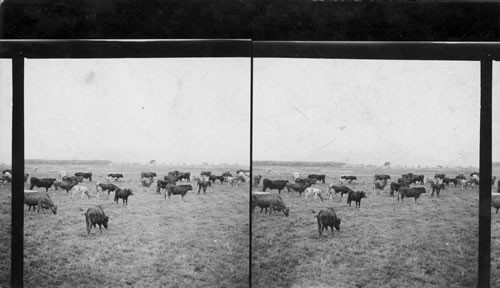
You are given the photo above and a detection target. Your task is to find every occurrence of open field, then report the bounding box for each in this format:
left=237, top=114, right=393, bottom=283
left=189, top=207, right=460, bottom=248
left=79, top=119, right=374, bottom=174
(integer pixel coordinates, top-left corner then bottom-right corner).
left=252, top=165, right=486, bottom=288
left=0, top=164, right=249, bottom=287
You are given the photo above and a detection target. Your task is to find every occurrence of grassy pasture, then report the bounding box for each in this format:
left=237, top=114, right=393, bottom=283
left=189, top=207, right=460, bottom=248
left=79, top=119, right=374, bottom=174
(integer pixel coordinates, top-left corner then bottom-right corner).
left=252, top=165, right=481, bottom=288
left=0, top=164, right=249, bottom=288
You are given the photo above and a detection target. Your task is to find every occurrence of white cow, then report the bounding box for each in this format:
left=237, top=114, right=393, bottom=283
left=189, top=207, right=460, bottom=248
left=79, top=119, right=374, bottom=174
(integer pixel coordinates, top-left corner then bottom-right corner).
left=304, top=187, right=324, bottom=202
left=71, top=185, right=91, bottom=200
left=293, top=172, right=300, bottom=182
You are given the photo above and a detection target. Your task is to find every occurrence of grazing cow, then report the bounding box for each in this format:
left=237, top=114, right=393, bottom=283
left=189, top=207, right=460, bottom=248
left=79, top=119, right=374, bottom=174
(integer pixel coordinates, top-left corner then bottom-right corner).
left=75, top=172, right=92, bottom=182
left=431, top=183, right=445, bottom=197
left=390, top=182, right=405, bottom=197
left=253, top=175, right=262, bottom=187
left=114, top=188, right=133, bottom=205
left=24, top=191, right=57, bottom=214
left=165, top=184, right=192, bottom=200
left=372, top=180, right=388, bottom=193
left=54, top=180, right=78, bottom=194
left=251, top=193, right=289, bottom=217
left=140, top=172, right=157, bottom=179
left=285, top=183, right=307, bottom=196
left=197, top=180, right=211, bottom=194
left=107, top=173, right=123, bottom=181
left=262, top=179, right=289, bottom=194
left=308, top=174, right=326, bottom=184
left=96, top=183, right=120, bottom=199
left=85, top=206, right=109, bottom=236
left=492, top=198, right=500, bottom=214
left=340, top=176, right=357, bottom=184
left=71, top=185, right=91, bottom=200
left=295, top=177, right=315, bottom=187
left=293, top=172, right=300, bottom=181
left=316, top=208, right=341, bottom=238
left=347, top=191, right=367, bottom=208
left=178, top=172, right=191, bottom=182
left=442, top=177, right=457, bottom=187
left=397, top=177, right=413, bottom=187
left=222, top=171, right=232, bottom=177
left=140, top=177, right=154, bottom=188
left=411, top=175, right=425, bottom=185
left=209, top=175, right=224, bottom=184
left=63, top=175, right=83, bottom=184
left=328, top=185, right=354, bottom=198
left=200, top=171, right=212, bottom=177
left=304, top=187, right=324, bottom=202
left=374, top=174, right=391, bottom=181
left=434, top=174, right=446, bottom=180
left=398, top=187, right=426, bottom=203
left=30, top=177, right=57, bottom=192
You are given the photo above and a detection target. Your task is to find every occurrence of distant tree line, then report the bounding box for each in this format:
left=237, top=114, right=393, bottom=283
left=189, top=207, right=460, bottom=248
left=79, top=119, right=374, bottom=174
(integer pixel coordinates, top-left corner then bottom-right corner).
left=253, top=161, right=345, bottom=167
left=1, top=0, right=499, bottom=40
left=25, top=159, right=112, bottom=165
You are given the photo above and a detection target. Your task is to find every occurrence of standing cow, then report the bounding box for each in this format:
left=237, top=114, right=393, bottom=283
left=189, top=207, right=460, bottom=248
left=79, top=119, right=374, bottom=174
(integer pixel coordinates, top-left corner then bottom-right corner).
left=85, top=206, right=109, bottom=236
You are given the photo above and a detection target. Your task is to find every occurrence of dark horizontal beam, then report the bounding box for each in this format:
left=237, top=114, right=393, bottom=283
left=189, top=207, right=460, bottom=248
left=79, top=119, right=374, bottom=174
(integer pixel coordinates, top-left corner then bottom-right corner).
left=0, top=40, right=251, bottom=58
left=254, top=41, right=500, bottom=60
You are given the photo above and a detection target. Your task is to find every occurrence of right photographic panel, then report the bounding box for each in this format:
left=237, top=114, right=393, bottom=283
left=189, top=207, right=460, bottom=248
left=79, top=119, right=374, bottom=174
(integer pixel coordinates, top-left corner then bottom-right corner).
left=252, top=58, right=480, bottom=287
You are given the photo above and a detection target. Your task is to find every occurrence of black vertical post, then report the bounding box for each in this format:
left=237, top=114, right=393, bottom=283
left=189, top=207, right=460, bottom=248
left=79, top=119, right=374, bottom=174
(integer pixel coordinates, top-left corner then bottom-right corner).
left=249, top=43, right=253, bottom=288
left=11, top=54, right=24, bottom=288
left=478, top=59, right=492, bottom=288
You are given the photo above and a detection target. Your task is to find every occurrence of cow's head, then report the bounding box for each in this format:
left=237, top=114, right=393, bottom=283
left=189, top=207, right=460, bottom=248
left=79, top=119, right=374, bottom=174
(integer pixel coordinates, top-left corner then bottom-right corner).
left=334, top=218, right=341, bottom=231
left=359, top=191, right=367, bottom=199
left=103, top=216, right=109, bottom=229
left=51, top=205, right=58, bottom=215
left=283, top=207, right=290, bottom=217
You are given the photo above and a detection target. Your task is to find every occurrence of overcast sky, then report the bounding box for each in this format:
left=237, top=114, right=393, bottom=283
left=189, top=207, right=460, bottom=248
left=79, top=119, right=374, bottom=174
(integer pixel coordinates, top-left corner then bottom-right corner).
left=1, top=58, right=250, bottom=165
left=254, top=59, right=487, bottom=167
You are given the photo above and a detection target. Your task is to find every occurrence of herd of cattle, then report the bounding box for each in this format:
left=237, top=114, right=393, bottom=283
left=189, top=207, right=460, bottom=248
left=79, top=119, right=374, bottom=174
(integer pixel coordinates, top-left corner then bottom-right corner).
left=1, top=168, right=250, bottom=236
left=252, top=171, right=493, bottom=238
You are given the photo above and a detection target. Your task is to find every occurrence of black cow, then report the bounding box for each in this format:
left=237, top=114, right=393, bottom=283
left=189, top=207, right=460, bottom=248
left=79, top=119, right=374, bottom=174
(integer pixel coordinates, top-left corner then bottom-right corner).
left=24, top=191, right=57, bottom=214
left=434, top=174, right=446, bottom=180
left=431, top=183, right=445, bottom=197
left=107, top=173, right=124, bottom=181
left=347, top=191, right=367, bottom=208
left=398, top=187, right=426, bottom=203
left=253, top=175, right=262, bottom=187
left=308, top=174, right=326, bottom=183
left=411, top=175, right=424, bottom=185
left=114, top=188, right=133, bottom=205
left=456, top=174, right=467, bottom=180
left=340, top=176, right=357, bottom=183
left=54, top=180, right=78, bottom=194
left=262, top=179, right=289, bottom=194
left=316, top=208, right=341, bottom=238
left=222, top=171, right=232, bottom=177
left=402, top=173, right=414, bottom=179
left=75, top=172, right=92, bottom=181
left=197, top=180, right=211, bottom=194
left=63, top=175, right=83, bottom=184
left=209, top=175, right=224, bottom=184
left=178, top=172, right=191, bottom=182
left=397, top=177, right=413, bottom=187
left=85, top=205, right=109, bottom=236
left=251, top=193, right=289, bottom=217
left=443, top=177, right=457, bottom=187
left=200, top=171, right=212, bottom=177
left=157, top=179, right=176, bottom=194
left=295, top=177, right=315, bottom=187
left=328, top=185, right=354, bottom=198
left=164, top=175, right=179, bottom=183
left=166, top=184, right=192, bottom=200
left=374, top=174, right=391, bottom=181
left=141, top=172, right=157, bottom=179
left=24, top=173, right=29, bottom=182
left=390, top=182, right=405, bottom=197
left=96, top=183, right=121, bottom=199
left=285, top=183, right=307, bottom=196
left=30, top=177, right=57, bottom=192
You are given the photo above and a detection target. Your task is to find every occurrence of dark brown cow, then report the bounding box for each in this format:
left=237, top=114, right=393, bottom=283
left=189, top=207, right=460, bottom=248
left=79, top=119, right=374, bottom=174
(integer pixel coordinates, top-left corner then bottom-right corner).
left=316, top=208, right=341, bottom=238
left=85, top=205, right=109, bottom=236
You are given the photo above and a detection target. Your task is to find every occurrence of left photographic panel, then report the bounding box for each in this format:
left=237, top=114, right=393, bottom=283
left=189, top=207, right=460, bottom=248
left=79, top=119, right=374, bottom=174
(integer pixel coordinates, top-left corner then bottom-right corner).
left=21, top=58, right=250, bottom=287
left=0, top=59, right=13, bottom=285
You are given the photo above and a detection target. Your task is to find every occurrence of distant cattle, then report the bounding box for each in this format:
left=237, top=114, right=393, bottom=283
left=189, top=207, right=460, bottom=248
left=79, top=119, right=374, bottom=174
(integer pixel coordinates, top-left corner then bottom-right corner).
left=402, top=173, right=414, bottom=179
left=209, top=175, right=225, bottom=184
left=114, top=188, right=133, bottom=205
left=456, top=174, right=467, bottom=180
left=177, top=172, right=191, bottom=182
left=262, top=179, right=289, bottom=194
left=24, top=191, right=57, bottom=214
left=340, top=176, right=357, bottom=184
left=0, top=175, right=11, bottom=187
left=157, top=179, right=173, bottom=194
left=200, top=171, right=212, bottom=177
left=251, top=193, right=289, bottom=217
left=165, top=184, right=192, bottom=200
left=54, top=180, right=78, bottom=194
left=164, top=175, right=179, bottom=183
left=141, top=172, right=157, bottom=179
left=431, top=183, right=445, bottom=197
left=229, top=175, right=246, bottom=186
left=328, top=185, right=354, bottom=198
left=63, top=175, right=83, bottom=184
left=295, top=177, right=315, bottom=187
left=308, top=174, right=326, bottom=183
left=304, top=187, right=324, bottom=202
left=71, top=185, right=91, bottom=200
left=197, top=180, right=211, bottom=194
left=390, top=182, right=405, bottom=197
left=397, top=177, right=413, bottom=187
left=140, top=177, right=154, bottom=188
left=285, top=183, right=307, bottom=196
left=443, top=177, right=457, bottom=187
left=316, top=208, right=341, bottom=238
left=96, top=183, right=120, bottom=199
left=374, top=174, right=391, bottom=181
left=434, top=174, right=446, bottom=180
left=411, top=175, right=424, bottom=185
left=3, top=169, right=12, bottom=175
left=85, top=206, right=109, bottom=236
left=59, top=170, right=67, bottom=179
left=222, top=171, right=232, bottom=177
left=253, top=175, right=262, bottom=187
left=347, top=191, right=367, bottom=208
left=75, top=172, right=92, bottom=182
left=372, top=180, right=388, bottom=193
left=30, top=177, right=57, bottom=192
left=398, top=187, right=426, bottom=203
left=107, top=173, right=123, bottom=181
